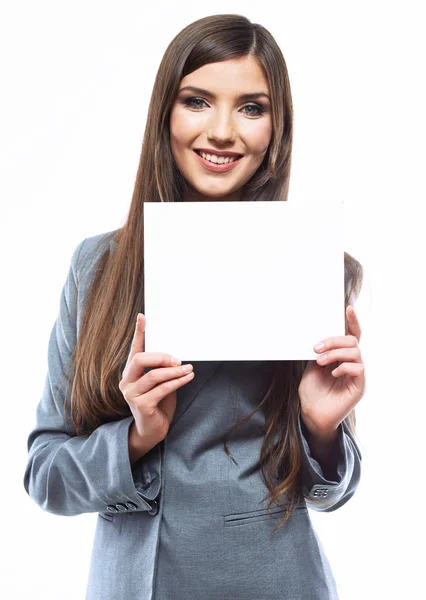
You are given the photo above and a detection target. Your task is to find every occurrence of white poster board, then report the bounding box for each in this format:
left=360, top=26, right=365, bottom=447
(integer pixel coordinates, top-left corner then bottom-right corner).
left=144, top=200, right=345, bottom=361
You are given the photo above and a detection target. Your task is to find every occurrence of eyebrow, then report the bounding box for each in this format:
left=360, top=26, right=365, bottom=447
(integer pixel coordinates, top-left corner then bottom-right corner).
left=178, top=85, right=271, bottom=103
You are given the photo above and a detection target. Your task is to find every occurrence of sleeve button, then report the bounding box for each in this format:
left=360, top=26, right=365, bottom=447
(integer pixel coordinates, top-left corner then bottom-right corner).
left=106, top=505, right=119, bottom=513
left=310, top=485, right=330, bottom=498
left=148, top=500, right=159, bottom=516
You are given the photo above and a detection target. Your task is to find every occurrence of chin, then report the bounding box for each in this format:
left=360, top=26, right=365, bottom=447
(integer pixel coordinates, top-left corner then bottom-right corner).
left=204, top=192, right=238, bottom=201
left=187, top=186, right=228, bottom=199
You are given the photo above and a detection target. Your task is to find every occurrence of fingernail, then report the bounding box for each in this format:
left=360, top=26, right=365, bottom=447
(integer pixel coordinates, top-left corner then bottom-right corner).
left=171, top=356, right=182, bottom=365
left=314, top=342, right=325, bottom=350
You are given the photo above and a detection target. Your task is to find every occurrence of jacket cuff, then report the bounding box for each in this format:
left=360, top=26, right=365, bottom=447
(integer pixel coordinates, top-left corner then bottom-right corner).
left=297, top=409, right=358, bottom=511
left=100, top=416, right=162, bottom=516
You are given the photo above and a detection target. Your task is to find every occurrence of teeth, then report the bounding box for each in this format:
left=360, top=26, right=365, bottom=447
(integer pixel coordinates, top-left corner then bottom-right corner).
left=198, top=151, right=239, bottom=164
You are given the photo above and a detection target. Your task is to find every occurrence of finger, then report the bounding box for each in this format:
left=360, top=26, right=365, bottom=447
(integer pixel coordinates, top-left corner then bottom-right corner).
left=144, top=371, right=195, bottom=409
left=316, top=347, right=362, bottom=366
left=314, top=334, right=358, bottom=353
left=346, top=305, right=362, bottom=342
left=132, top=313, right=146, bottom=356
left=123, top=352, right=183, bottom=385
left=122, top=314, right=147, bottom=376
left=129, top=364, right=194, bottom=403
left=331, top=361, right=365, bottom=380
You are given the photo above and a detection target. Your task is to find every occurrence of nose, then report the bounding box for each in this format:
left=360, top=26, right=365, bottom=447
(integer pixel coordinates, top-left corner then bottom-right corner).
left=206, top=107, right=236, bottom=144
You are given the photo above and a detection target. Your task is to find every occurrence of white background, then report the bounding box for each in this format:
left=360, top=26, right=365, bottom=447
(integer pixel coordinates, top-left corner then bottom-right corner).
left=1, top=1, right=425, bottom=598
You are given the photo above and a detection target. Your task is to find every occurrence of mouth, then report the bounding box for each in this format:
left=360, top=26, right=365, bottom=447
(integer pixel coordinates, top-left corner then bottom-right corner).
left=194, top=150, right=244, bottom=173
left=193, top=149, right=243, bottom=172
left=193, top=149, right=243, bottom=163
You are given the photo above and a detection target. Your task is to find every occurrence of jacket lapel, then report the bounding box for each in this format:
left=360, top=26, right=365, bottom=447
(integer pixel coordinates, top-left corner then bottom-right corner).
left=170, top=361, right=223, bottom=429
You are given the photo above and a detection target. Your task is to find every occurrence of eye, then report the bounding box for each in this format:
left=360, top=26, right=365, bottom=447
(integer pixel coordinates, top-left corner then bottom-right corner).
left=182, top=97, right=266, bottom=117
left=183, top=97, right=208, bottom=109
left=241, top=103, right=265, bottom=116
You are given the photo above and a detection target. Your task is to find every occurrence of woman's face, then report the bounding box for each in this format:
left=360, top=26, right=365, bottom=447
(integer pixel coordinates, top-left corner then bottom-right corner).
left=169, top=56, right=273, bottom=202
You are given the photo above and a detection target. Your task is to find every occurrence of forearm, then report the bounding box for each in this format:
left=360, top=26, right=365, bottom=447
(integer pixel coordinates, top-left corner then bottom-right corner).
left=300, top=418, right=341, bottom=481
left=297, top=409, right=362, bottom=511
left=128, top=421, right=161, bottom=466
left=24, top=416, right=157, bottom=515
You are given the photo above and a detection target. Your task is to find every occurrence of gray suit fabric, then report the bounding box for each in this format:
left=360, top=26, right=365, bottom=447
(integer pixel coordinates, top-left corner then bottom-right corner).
left=24, top=230, right=362, bottom=600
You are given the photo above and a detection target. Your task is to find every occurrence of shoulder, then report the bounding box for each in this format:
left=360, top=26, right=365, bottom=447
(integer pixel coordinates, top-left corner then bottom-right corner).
left=71, top=228, right=119, bottom=286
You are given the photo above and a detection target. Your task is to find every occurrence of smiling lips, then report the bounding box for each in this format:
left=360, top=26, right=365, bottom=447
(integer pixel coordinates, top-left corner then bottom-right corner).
left=195, top=149, right=243, bottom=162
left=193, top=149, right=243, bottom=172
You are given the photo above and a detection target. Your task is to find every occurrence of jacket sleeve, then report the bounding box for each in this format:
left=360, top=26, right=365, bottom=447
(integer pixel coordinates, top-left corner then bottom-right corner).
left=23, top=238, right=162, bottom=517
left=297, top=408, right=362, bottom=512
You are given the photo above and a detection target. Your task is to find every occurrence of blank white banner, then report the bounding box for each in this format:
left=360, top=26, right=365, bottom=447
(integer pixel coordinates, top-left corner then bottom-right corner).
left=144, top=200, right=345, bottom=360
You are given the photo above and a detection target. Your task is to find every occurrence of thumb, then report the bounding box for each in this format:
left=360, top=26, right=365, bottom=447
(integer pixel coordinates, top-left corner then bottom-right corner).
left=123, top=313, right=145, bottom=377
left=346, top=305, right=361, bottom=342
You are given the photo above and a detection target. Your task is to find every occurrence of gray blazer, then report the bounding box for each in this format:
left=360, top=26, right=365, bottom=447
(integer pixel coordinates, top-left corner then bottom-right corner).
left=24, top=230, right=362, bottom=600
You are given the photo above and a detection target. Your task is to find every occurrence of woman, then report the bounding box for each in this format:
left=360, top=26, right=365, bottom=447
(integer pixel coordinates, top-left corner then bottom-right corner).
left=24, top=14, right=366, bottom=600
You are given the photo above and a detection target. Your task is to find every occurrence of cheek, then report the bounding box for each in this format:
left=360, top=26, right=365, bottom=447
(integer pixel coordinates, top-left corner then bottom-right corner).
left=169, top=121, right=185, bottom=150
left=258, top=125, right=273, bottom=154
left=170, top=109, right=200, bottom=147
left=243, top=121, right=272, bottom=156
left=169, top=108, right=186, bottom=146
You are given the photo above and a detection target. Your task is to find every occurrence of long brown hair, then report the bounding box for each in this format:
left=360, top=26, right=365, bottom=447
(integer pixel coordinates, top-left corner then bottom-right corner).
left=61, top=14, right=364, bottom=533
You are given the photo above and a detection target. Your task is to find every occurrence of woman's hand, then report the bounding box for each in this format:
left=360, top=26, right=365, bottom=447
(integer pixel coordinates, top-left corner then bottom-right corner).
left=119, top=313, right=195, bottom=454
left=298, top=305, right=366, bottom=440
